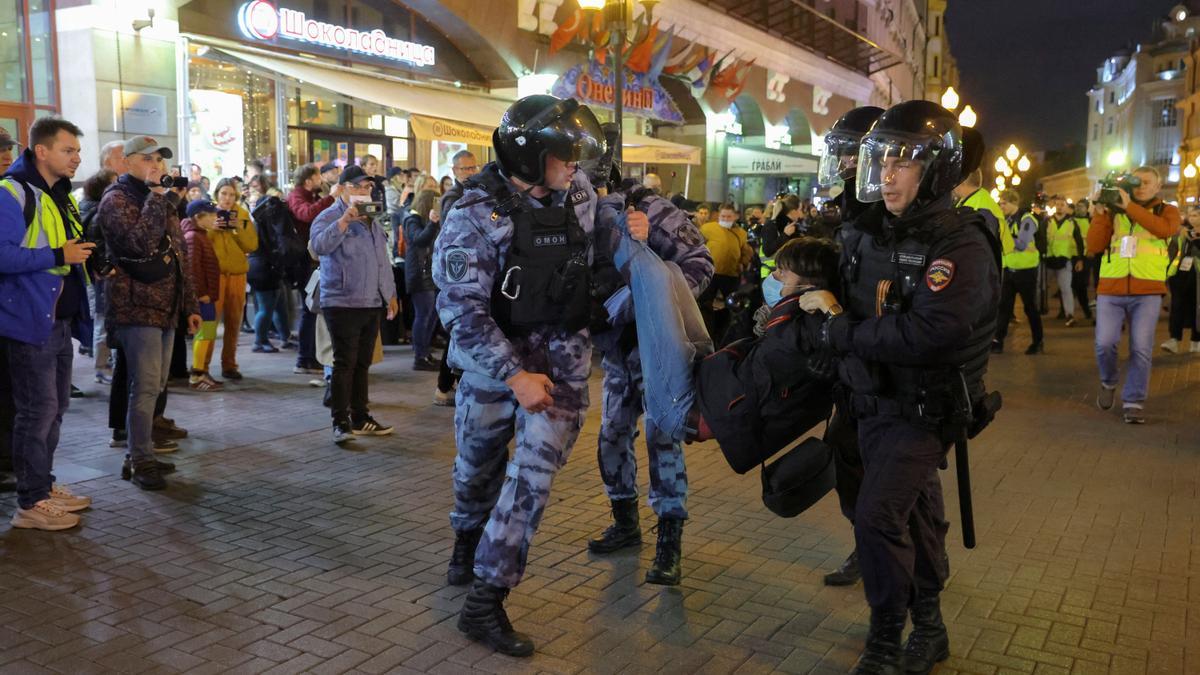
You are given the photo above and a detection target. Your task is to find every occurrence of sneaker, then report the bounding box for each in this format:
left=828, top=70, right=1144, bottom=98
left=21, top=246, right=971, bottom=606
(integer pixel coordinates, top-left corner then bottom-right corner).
left=1122, top=408, right=1146, bottom=424
left=48, top=484, right=92, bottom=512
left=11, top=499, right=80, bottom=530
left=152, top=439, right=179, bottom=454
left=413, top=356, right=439, bottom=372
left=1064, top=317, right=1076, bottom=327
left=95, top=371, right=113, bottom=385
left=252, top=343, right=279, bottom=353
left=308, top=379, right=325, bottom=387
left=221, top=369, right=244, bottom=381
left=280, top=340, right=298, bottom=350
left=70, top=384, right=84, bottom=399
left=130, top=461, right=166, bottom=490
left=352, top=416, right=393, bottom=436
left=333, top=421, right=355, bottom=445
left=1161, top=338, right=1180, bottom=354
left=433, top=388, right=455, bottom=407
left=153, top=417, right=188, bottom=439
left=189, top=373, right=224, bottom=392
left=1096, top=386, right=1116, bottom=411
left=110, top=431, right=127, bottom=448
left=293, top=365, right=323, bottom=375
left=121, top=455, right=175, bottom=480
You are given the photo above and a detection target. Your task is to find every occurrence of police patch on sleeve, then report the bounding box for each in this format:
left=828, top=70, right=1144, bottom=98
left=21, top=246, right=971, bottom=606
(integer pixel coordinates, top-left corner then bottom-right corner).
left=925, top=259, right=955, bottom=292
left=444, top=249, right=475, bottom=284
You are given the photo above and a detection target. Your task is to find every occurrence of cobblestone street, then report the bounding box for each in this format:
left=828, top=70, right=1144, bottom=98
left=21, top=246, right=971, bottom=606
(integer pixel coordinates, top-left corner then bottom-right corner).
left=1, top=313, right=1198, bottom=674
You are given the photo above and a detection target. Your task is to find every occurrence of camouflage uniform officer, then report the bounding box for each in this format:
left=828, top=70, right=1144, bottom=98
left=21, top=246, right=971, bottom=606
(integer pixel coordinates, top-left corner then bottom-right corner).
left=588, top=185, right=713, bottom=587
left=433, top=96, right=645, bottom=658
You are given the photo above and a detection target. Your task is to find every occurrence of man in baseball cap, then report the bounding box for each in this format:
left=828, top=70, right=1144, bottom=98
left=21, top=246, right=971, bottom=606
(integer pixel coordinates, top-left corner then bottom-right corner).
left=0, top=127, right=17, bottom=175
left=123, top=136, right=173, bottom=159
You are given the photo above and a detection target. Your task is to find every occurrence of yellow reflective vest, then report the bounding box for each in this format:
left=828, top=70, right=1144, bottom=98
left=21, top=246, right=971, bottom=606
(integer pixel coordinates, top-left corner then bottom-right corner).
left=0, top=177, right=83, bottom=277
left=1099, top=213, right=1169, bottom=283
left=957, top=189, right=1014, bottom=255
left=1003, top=213, right=1040, bottom=270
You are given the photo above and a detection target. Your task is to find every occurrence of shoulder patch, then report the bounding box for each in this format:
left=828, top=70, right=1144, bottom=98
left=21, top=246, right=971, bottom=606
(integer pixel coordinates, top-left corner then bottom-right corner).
left=444, top=248, right=475, bottom=284
left=925, top=259, right=955, bottom=292
left=569, top=188, right=589, bottom=205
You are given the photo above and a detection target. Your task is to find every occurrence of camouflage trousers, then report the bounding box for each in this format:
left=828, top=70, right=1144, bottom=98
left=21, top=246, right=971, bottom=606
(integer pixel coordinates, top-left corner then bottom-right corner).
left=450, top=370, right=589, bottom=588
left=597, top=346, right=689, bottom=519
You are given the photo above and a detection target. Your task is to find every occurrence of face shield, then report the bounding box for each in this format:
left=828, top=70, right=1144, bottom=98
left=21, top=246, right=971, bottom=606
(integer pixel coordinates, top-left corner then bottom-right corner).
left=855, top=132, right=938, bottom=205
left=537, top=100, right=605, bottom=166
left=817, top=131, right=861, bottom=187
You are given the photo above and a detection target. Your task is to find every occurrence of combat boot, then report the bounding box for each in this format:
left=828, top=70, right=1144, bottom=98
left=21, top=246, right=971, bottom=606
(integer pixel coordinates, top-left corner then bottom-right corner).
left=457, top=579, right=535, bottom=657
left=901, top=593, right=949, bottom=674
left=644, top=517, right=683, bottom=586
left=851, top=609, right=906, bottom=674
left=824, top=549, right=862, bottom=586
left=447, top=528, right=483, bottom=586
left=588, top=498, right=641, bottom=554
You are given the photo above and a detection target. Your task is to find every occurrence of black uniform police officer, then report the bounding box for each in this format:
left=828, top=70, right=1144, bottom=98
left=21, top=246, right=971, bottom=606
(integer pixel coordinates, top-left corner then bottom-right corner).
left=799, top=101, right=1002, bottom=674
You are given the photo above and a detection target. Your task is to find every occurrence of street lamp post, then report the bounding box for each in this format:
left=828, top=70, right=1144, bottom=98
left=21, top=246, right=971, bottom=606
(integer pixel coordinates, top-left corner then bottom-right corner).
left=579, top=0, right=657, bottom=167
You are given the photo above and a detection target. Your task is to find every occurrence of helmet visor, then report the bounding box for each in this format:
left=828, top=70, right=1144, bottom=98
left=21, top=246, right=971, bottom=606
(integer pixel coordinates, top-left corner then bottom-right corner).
left=817, top=132, right=861, bottom=186
left=543, top=102, right=605, bottom=164
left=855, top=133, right=937, bottom=204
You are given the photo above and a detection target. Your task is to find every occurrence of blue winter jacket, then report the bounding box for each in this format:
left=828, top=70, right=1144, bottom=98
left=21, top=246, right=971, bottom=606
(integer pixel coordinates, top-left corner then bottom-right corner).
left=0, top=149, right=92, bottom=346
left=309, top=198, right=396, bottom=310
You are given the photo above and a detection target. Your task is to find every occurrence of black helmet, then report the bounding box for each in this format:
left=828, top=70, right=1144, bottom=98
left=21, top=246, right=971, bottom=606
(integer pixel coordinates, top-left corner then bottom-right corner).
left=817, top=106, right=884, bottom=186
left=961, top=126, right=986, bottom=177
left=855, top=100, right=964, bottom=209
left=493, top=95, right=605, bottom=186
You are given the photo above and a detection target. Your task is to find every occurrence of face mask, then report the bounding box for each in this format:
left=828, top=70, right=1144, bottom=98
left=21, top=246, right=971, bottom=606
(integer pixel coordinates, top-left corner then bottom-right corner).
left=761, top=274, right=784, bottom=307
left=718, top=219, right=735, bottom=229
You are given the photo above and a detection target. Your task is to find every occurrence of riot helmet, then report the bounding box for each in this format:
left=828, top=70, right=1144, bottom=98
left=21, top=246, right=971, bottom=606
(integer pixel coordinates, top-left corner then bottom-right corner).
left=493, top=95, right=605, bottom=187
left=579, top=121, right=622, bottom=190
left=817, top=106, right=884, bottom=187
left=855, top=100, right=964, bottom=210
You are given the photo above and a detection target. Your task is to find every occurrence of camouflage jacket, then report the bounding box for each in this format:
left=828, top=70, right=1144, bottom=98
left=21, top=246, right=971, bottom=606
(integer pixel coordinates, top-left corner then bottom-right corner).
left=433, top=164, right=597, bottom=384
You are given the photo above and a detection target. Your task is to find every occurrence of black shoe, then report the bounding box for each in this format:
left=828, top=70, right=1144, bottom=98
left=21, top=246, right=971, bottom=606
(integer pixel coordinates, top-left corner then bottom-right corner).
left=851, top=610, right=906, bottom=674
left=458, top=580, right=534, bottom=657
left=824, top=549, right=861, bottom=586
left=989, top=340, right=1003, bottom=354
left=413, top=356, right=439, bottom=372
left=351, top=415, right=393, bottom=436
left=1024, top=340, right=1043, bottom=355
left=70, top=384, right=84, bottom=398
left=901, top=594, right=949, bottom=674
left=121, top=454, right=176, bottom=480
left=448, top=528, right=484, bottom=586
left=130, top=460, right=167, bottom=490
left=332, top=421, right=355, bottom=445
left=588, top=498, right=642, bottom=554
left=644, top=517, right=683, bottom=586
left=221, top=369, right=244, bottom=381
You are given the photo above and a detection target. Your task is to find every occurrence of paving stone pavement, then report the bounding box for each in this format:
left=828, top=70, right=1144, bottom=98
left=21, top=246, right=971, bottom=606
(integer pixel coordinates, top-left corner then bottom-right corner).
left=1, top=311, right=1198, bottom=674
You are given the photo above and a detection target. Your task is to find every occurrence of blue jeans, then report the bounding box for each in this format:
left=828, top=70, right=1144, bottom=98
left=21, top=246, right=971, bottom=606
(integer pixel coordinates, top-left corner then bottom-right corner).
left=612, top=225, right=712, bottom=442
left=410, top=289, right=437, bottom=360
left=1095, top=294, right=1161, bottom=409
left=113, top=325, right=175, bottom=463
left=4, top=320, right=73, bottom=509
left=253, top=289, right=290, bottom=346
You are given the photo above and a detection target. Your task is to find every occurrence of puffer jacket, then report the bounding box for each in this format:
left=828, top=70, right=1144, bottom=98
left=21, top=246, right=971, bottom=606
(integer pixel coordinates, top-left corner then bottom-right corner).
left=98, top=174, right=198, bottom=329
left=181, top=217, right=221, bottom=301
left=402, top=212, right=438, bottom=292
left=209, top=202, right=258, bottom=275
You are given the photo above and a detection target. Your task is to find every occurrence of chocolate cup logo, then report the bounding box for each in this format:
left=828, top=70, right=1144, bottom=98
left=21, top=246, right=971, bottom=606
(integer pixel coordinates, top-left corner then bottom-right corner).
left=239, top=0, right=279, bottom=41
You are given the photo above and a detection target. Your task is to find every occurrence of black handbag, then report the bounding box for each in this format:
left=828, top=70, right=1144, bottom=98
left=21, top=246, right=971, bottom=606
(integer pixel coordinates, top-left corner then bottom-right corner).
left=760, top=437, right=836, bottom=518
left=116, top=233, right=177, bottom=284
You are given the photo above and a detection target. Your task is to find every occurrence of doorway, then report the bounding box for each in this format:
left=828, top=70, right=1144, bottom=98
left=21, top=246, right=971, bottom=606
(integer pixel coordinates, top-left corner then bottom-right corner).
left=0, top=104, right=32, bottom=146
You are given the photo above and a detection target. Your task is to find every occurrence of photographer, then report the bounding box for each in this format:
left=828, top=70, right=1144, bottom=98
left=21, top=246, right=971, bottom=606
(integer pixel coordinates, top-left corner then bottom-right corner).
left=1162, top=206, right=1200, bottom=354
left=0, top=117, right=94, bottom=529
left=1087, top=166, right=1181, bottom=424
left=310, top=165, right=397, bottom=444
left=98, top=136, right=200, bottom=490
left=201, top=178, right=258, bottom=382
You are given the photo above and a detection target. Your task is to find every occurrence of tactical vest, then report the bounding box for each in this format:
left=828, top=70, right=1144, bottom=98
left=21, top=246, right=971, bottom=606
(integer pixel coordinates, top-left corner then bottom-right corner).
left=842, top=207, right=1000, bottom=406
left=1003, top=213, right=1040, bottom=270
left=1, top=178, right=84, bottom=278
left=491, top=199, right=591, bottom=336
left=1099, top=211, right=1170, bottom=283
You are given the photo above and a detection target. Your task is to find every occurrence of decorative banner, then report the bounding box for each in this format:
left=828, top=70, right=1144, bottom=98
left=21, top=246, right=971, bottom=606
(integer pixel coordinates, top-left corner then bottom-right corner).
left=552, top=61, right=683, bottom=124
left=237, top=0, right=435, bottom=67
left=113, top=90, right=168, bottom=136
left=727, top=146, right=817, bottom=176
left=410, top=114, right=493, bottom=145
left=189, top=89, right=246, bottom=182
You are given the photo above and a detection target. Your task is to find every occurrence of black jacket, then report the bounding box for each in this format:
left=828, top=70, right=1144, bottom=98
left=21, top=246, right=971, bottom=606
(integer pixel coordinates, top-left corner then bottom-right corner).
left=402, top=212, right=438, bottom=292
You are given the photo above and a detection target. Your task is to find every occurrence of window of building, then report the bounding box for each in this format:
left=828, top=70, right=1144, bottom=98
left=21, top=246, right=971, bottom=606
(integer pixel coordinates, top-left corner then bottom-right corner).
left=0, top=0, right=59, bottom=144
left=1092, top=124, right=1098, bottom=141
left=933, top=56, right=939, bottom=79
left=1109, top=90, right=1116, bottom=104
left=1107, top=118, right=1114, bottom=135
left=1156, top=98, right=1179, bottom=128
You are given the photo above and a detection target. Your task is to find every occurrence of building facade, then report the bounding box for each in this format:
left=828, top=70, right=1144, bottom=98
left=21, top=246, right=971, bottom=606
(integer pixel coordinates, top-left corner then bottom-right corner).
left=922, top=0, right=958, bottom=103
left=1, top=0, right=61, bottom=146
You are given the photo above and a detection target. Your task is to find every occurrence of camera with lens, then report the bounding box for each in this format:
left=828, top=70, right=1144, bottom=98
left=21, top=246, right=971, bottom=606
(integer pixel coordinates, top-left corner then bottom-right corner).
left=145, top=174, right=174, bottom=190
left=355, top=201, right=385, bottom=218
left=1097, top=171, right=1141, bottom=210
left=170, top=176, right=189, bottom=190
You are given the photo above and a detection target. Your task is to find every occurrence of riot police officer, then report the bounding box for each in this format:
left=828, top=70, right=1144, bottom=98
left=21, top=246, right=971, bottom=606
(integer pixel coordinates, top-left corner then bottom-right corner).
left=799, top=101, right=1001, bottom=674
left=813, top=105, right=883, bottom=588
left=587, top=175, right=714, bottom=586
left=433, top=95, right=648, bottom=657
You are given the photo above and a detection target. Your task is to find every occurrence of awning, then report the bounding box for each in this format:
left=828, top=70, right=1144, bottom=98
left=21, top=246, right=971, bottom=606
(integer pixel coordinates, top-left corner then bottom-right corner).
left=212, top=47, right=510, bottom=141
left=622, top=133, right=702, bottom=166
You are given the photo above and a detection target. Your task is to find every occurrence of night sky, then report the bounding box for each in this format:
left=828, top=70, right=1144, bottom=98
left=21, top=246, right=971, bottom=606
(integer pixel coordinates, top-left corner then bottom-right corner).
left=944, top=0, right=1174, bottom=153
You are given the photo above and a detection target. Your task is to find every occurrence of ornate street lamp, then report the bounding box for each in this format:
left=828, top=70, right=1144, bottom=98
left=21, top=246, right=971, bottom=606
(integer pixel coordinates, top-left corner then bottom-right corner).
left=1005, top=144, right=1020, bottom=162
left=958, top=105, right=977, bottom=128
left=941, top=86, right=960, bottom=112
left=1016, top=155, right=1031, bottom=173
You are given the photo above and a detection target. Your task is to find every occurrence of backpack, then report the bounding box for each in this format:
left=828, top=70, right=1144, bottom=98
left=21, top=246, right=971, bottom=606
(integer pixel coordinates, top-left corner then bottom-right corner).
left=252, top=196, right=311, bottom=288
